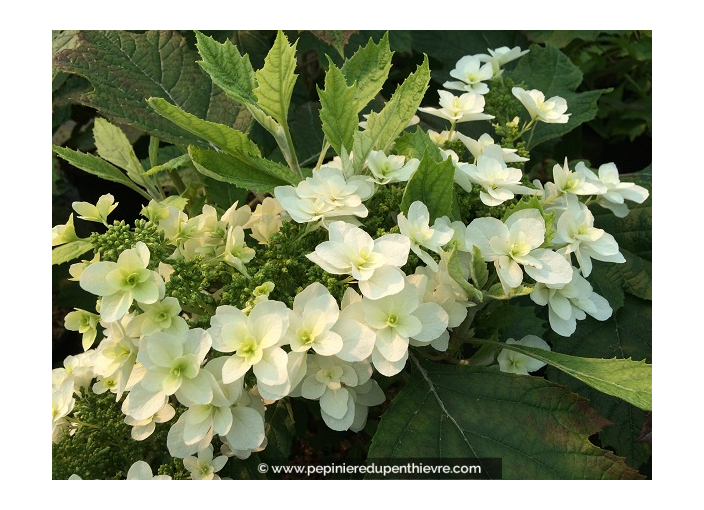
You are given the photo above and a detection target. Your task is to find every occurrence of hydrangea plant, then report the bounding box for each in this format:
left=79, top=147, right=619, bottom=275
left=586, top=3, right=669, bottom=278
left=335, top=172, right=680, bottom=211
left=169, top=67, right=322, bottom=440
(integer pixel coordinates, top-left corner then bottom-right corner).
left=52, top=30, right=652, bottom=480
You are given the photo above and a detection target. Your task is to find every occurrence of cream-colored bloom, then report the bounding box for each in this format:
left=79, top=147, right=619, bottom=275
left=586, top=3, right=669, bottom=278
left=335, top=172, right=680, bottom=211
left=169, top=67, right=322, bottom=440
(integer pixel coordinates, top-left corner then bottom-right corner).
left=418, top=90, right=494, bottom=124
left=512, top=87, right=570, bottom=124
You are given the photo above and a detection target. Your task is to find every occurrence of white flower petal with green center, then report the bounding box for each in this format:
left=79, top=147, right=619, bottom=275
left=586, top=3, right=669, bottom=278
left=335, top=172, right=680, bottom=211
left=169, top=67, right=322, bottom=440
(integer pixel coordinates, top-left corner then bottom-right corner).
left=302, top=376, right=327, bottom=399
left=99, top=292, right=135, bottom=323
left=79, top=262, right=117, bottom=296
left=144, top=332, right=184, bottom=368
left=213, top=313, right=249, bottom=353
left=523, top=249, right=573, bottom=286
left=222, top=355, right=251, bottom=384
left=375, top=328, right=410, bottom=362
left=253, top=347, right=288, bottom=386
left=249, top=300, right=289, bottom=349
left=411, top=302, right=449, bottom=343
left=177, top=371, right=214, bottom=406
left=357, top=265, right=406, bottom=300
left=320, top=387, right=350, bottom=420
left=226, top=406, right=266, bottom=451
left=372, top=347, right=408, bottom=377
left=332, top=317, right=376, bottom=362
left=123, top=385, right=169, bottom=421
left=497, top=336, right=551, bottom=375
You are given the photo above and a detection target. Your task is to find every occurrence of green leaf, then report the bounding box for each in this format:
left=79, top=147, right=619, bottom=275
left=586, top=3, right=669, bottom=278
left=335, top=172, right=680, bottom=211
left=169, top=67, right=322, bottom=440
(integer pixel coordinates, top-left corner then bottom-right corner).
left=52, top=145, right=150, bottom=200
left=52, top=240, right=93, bottom=265
left=444, top=246, right=482, bottom=303
left=93, top=118, right=145, bottom=182
left=52, top=30, right=249, bottom=146
left=366, top=55, right=430, bottom=152
left=400, top=150, right=455, bottom=222
left=589, top=260, right=626, bottom=312
left=506, top=44, right=609, bottom=147
left=545, top=295, right=652, bottom=468
left=393, top=127, right=444, bottom=162
left=469, top=245, right=489, bottom=289
left=318, top=58, right=358, bottom=156
left=308, top=30, right=357, bottom=58
left=368, top=356, right=642, bottom=479
left=485, top=283, right=534, bottom=300
left=147, top=97, right=261, bottom=157
left=188, top=146, right=290, bottom=193
left=195, top=30, right=258, bottom=106
left=258, top=399, right=296, bottom=465
left=254, top=31, right=298, bottom=126
left=496, top=342, right=651, bottom=411
left=592, top=194, right=652, bottom=300
left=341, top=32, right=393, bottom=111
left=352, top=130, right=374, bottom=175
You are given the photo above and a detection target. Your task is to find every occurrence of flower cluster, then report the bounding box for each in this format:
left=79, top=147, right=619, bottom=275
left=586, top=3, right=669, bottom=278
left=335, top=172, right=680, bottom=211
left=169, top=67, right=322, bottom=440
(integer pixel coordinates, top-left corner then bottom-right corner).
left=52, top=43, right=649, bottom=479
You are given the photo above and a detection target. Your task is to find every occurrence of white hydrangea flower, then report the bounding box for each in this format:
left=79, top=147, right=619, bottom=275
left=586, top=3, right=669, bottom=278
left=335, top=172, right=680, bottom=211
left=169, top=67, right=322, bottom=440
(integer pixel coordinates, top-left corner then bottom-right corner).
left=208, top=300, right=291, bottom=394
left=306, top=221, right=411, bottom=300
left=477, top=46, right=529, bottom=75
left=52, top=379, right=75, bottom=443
left=552, top=158, right=607, bottom=197
left=274, top=167, right=374, bottom=227
left=328, top=288, right=376, bottom=363
left=397, top=201, right=454, bottom=270
left=363, top=279, right=449, bottom=376
left=552, top=199, right=625, bottom=277
left=126, top=328, right=213, bottom=420
left=72, top=193, right=118, bottom=225
left=126, top=460, right=172, bottom=480
left=56, top=350, right=96, bottom=396
left=457, top=154, right=537, bottom=207
left=93, top=313, right=140, bottom=400
left=575, top=162, right=649, bottom=218
left=285, top=282, right=343, bottom=356
left=531, top=267, right=613, bottom=337
left=456, top=132, right=528, bottom=164
left=497, top=335, right=551, bottom=375
left=52, top=213, right=79, bottom=246
left=366, top=150, right=419, bottom=185
left=418, top=90, right=494, bottom=124
left=443, top=55, right=494, bottom=95
left=219, top=225, right=255, bottom=277
left=183, top=445, right=228, bottom=480
left=80, top=241, right=165, bottom=323
left=465, top=209, right=573, bottom=294
left=124, top=403, right=175, bottom=441
left=242, top=197, right=287, bottom=245
left=126, top=297, right=188, bottom=337
left=512, top=87, right=570, bottom=124
left=64, top=309, right=100, bottom=351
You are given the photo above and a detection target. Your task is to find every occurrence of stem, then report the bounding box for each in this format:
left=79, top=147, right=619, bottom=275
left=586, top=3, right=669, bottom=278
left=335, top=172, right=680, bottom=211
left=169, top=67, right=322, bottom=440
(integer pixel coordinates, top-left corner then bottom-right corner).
left=282, top=122, right=302, bottom=178
left=315, top=139, right=331, bottom=171
left=526, top=124, right=536, bottom=150
left=169, top=170, right=187, bottom=196
left=447, top=120, right=458, bottom=141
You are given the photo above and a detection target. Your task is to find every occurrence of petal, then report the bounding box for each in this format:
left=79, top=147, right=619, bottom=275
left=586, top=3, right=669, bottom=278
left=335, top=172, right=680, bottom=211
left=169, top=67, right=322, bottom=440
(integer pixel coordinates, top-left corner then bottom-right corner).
left=525, top=249, right=573, bottom=286
left=375, top=328, right=409, bottom=363
left=226, top=407, right=265, bottom=451
left=411, top=303, right=450, bottom=343
left=358, top=265, right=405, bottom=300
left=79, top=261, right=118, bottom=296
left=374, top=234, right=411, bottom=267
left=253, top=348, right=288, bottom=386
left=333, top=318, right=376, bottom=362
left=320, top=387, right=350, bottom=420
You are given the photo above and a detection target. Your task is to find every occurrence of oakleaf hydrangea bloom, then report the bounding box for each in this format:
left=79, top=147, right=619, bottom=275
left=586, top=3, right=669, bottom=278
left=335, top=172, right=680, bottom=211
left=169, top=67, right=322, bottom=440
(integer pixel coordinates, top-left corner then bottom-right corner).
left=443, top=55, right=494, bottom=95
left=477, top=46, right=530, bottom=76
left=93, top=314, right=140, bottom=400
left=242, top=197, right=287, bottom=245
left=457, top=154, right=537, bottom=207
left=531, top=267, right=612, bottom=337
left=512, top=87, right=570, bottom=124
left=219, top=225, right=255, bottom=276
left=418, top=90, right=494, bottom=124
left=64, top=309, right=100, bottom=351
left=52, top=379, right=75, bottom=442
left=209, top=300, right=291, bottom=395
left=126, top=297, right=188, bottom=337
left=274, top=167, right=374, bottom=226
left=552, top=159, right=607, bottom=197
left=285, top=282, right=343, bottom=356
left=366, top=150, right=419, bottom=185
left=363, top=279, right=449, bottom=376
left=497, top=335, right=551, bottom=375
left=552, top=199, right=625, bottom=277
left=397, top=201, right=454, bottom=270
left=52, top=213, right=80, bottom=246
left=124, top=403, right=175, bottom=441
left=300, top=355, right=384, bottom=431
left=126, top=460, right=172, bottom=480
left=575, top=162, right=649, bottom=218
left=456, top=132, right=528, bottom=164
left=126, top=328, right=213, bottom=420
left=306, top=221, right=411, bottom=300
left=72, top=193, right=118, bottom=225
left=80, top=241, right=165, bottom=323
left=183, top=445, right=228, bottom=480
left=465, top=209, right=573, bottom=294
